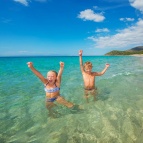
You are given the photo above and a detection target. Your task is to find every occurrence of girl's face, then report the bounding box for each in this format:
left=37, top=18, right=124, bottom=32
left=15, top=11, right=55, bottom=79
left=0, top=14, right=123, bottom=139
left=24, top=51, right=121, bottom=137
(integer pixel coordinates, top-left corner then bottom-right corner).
left=47, top=71, right=57, bottom=83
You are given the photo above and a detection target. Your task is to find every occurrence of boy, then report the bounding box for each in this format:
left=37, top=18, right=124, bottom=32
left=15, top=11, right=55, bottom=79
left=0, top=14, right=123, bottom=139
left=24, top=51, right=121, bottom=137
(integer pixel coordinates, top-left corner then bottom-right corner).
left=79, top=50, right=110, bottom=102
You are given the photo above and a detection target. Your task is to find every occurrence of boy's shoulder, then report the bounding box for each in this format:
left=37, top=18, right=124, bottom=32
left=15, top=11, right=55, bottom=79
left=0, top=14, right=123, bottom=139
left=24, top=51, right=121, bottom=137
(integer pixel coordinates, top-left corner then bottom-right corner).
left=91, top=71, right=98, bottom=76
left=83, top=71, right=96, bottom=76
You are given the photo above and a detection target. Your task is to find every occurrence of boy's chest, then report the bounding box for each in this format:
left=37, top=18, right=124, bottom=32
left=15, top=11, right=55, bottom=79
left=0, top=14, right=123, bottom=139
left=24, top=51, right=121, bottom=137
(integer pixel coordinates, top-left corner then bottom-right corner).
left=83, top=73, right=95, bottom=80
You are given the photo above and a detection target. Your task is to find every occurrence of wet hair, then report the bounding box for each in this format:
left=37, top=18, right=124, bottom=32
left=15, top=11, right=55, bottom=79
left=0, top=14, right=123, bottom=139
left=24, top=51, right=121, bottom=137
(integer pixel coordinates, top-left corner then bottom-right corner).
left=48, top=70, right=58, bottom=77
left=83, top=61, right=92, bottom=69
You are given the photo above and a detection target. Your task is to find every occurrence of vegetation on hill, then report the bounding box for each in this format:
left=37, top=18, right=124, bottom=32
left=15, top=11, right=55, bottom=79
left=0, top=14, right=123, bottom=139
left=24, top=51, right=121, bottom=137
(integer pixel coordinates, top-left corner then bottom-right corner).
left=105, top=46, right=143, bottom=55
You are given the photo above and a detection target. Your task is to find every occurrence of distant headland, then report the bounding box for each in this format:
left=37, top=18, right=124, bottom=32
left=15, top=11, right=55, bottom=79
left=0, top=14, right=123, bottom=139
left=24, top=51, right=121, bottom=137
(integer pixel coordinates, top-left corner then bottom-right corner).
left=105, top=46, right=143, bottom=56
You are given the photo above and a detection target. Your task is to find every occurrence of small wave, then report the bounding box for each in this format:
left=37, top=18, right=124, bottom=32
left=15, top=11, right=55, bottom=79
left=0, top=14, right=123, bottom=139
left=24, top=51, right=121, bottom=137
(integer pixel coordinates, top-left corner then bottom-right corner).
left=112, top=72, right=131, bottom=77
left=104, top=72, right=132, bottom=80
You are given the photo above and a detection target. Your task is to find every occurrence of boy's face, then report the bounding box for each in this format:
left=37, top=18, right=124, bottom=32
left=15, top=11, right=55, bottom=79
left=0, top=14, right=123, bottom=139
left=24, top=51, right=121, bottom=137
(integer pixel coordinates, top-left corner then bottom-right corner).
left=47, top=71, right=57, bottom=83
left=84, top=65, right=92, bottom=72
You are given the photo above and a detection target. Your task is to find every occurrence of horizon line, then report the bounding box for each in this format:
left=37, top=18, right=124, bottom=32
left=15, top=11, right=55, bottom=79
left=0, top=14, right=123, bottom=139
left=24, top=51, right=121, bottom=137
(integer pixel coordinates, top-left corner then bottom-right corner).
left=0, top=55, right=105, bottom=57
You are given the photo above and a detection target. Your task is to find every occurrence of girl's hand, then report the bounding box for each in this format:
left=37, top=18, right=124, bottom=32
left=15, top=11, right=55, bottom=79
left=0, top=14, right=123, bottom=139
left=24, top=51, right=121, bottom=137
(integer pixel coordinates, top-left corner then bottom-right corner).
left=60, top=61, right=64, bottom=68
left=79, top=50, right=83, bottom=56
left=27, top=62, right=33, bottom=68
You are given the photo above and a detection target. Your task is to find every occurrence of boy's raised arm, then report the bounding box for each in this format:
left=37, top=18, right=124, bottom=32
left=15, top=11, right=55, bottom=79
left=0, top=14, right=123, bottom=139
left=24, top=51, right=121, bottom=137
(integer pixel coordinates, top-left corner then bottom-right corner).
left=27, top=62, right=47, bottom=83
left=94, top=63, right=110, bottom=76
left=79, top=50, right=84, bottom=72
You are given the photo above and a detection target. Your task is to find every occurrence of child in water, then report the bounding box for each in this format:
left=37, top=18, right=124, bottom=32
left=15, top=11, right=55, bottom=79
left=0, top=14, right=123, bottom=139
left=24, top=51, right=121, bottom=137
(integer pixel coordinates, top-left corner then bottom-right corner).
left=79, top=50, right=110, bottom=103
left=27, top=61, right=79, bottom=116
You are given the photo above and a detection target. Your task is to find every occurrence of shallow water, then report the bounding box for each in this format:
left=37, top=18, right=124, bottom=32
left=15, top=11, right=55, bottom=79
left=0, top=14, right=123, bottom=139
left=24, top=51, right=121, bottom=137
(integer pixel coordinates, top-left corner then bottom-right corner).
left=0, top=56, right=143, bottom=143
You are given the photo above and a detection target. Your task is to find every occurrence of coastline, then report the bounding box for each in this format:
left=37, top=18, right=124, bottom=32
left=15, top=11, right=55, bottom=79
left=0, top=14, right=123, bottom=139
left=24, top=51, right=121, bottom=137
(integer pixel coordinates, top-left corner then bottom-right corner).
left=130, top=54, right=143, bottom=57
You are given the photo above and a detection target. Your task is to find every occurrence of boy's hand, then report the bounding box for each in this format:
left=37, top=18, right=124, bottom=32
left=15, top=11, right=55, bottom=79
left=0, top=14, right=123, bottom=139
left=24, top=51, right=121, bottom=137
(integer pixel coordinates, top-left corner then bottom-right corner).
left=79, top=50, right=83, bottom=56
left=60, top=61, right=64, bottom=68
left=27, top=62, right=33, bottom=68
left=105, top=63, right=110, bottom=68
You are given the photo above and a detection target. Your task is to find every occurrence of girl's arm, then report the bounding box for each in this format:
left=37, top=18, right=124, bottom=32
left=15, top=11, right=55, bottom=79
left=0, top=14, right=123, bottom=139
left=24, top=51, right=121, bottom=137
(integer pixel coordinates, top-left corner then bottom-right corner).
left=27, top=62, right=47, bottom=84
left=56, top=61, right=64, bottom=84
left=94, top=64, right=110, bottom=76
left=79, top=50, right=84, bottom=73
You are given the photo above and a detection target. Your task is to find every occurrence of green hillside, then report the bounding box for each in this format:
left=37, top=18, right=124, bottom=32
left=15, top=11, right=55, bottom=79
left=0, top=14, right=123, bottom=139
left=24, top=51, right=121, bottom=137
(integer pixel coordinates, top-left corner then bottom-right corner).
left=105, top=46, right=143, bottom=55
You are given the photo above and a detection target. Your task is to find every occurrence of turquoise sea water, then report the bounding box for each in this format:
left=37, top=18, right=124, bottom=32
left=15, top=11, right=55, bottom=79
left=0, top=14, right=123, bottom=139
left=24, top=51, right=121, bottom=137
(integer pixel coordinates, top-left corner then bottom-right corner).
left=0, top=56, right=143, bottom=143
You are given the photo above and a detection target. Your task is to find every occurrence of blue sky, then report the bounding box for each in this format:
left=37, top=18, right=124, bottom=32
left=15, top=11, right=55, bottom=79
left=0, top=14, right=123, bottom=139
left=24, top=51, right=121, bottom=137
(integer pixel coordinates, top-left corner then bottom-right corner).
left=0, top=0, right=143, bottom=56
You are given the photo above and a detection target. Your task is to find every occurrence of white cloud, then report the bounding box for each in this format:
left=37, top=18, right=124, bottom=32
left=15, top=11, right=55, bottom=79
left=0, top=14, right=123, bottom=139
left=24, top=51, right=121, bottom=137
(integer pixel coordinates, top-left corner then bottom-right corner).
left=14, top=0, right=29, bottom=6
left=129, top=0, right=143, bottom=12
left=120, top=17, right=135, bottom=22
left=95, top=28, right=110, bottom=33
left=35, top=0, right=47, bottom=2
left=19, top=51, right=28, bottom=53
left=77, top=9, right=105, bottom=22
left=88, top=19, right=143, bottom=48
left=13, top=0, right=47, bottom=6
left=1, top=18, right=12, bottom=23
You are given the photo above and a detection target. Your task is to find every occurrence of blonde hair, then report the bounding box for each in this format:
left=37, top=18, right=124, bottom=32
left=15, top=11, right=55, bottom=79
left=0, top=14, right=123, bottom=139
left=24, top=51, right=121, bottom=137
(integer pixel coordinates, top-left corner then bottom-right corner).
left=47, top=70, right=58, bottom=77
left=83, top=61, right=92, bottom=69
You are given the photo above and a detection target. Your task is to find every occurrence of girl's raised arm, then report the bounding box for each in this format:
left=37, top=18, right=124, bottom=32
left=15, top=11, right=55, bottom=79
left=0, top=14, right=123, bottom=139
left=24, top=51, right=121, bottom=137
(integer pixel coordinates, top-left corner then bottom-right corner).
left=56, top=61, right=64, bottom=84
left=27, top=62, right=47, bottom=84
